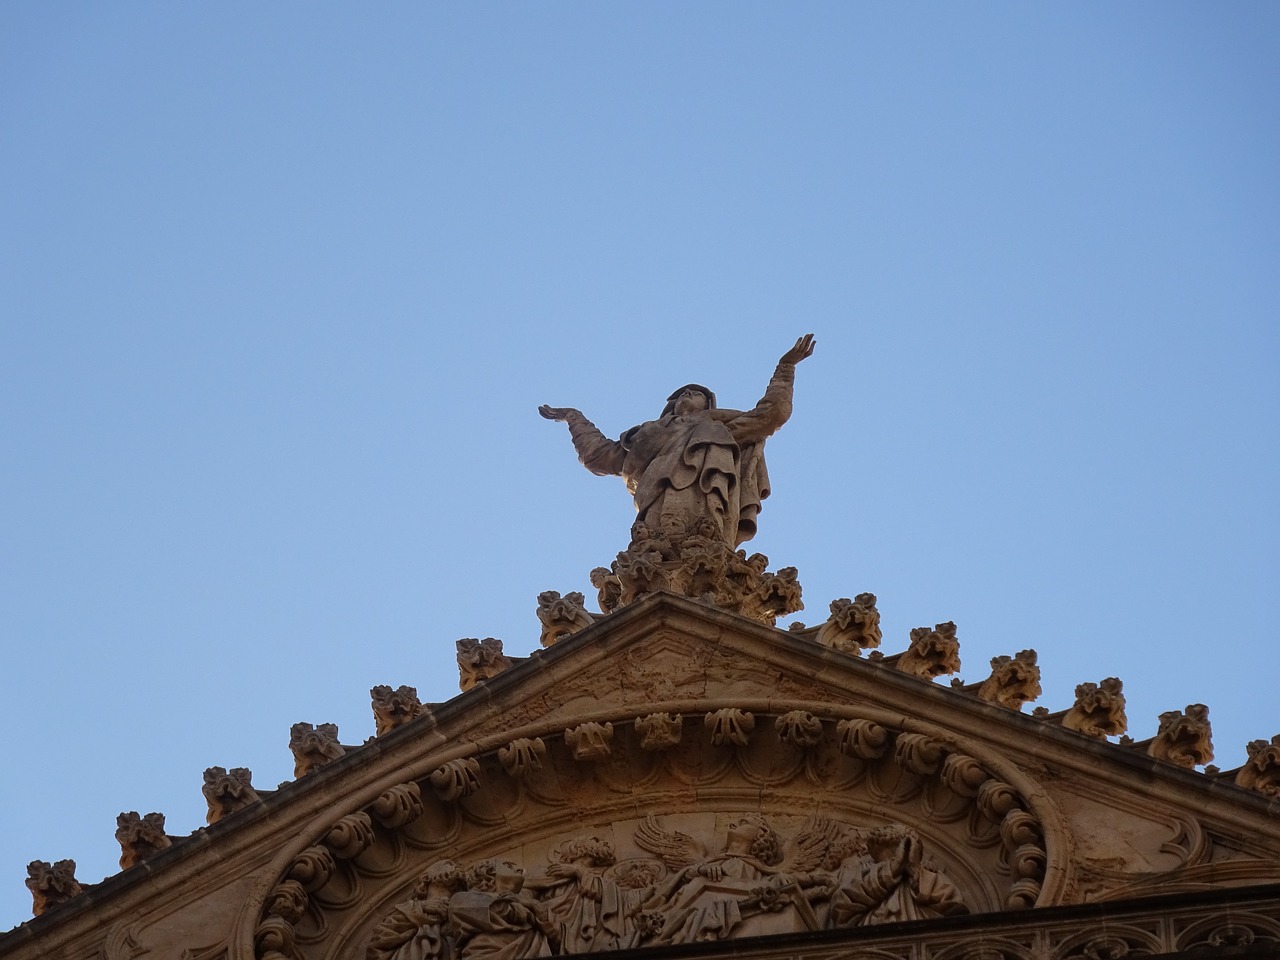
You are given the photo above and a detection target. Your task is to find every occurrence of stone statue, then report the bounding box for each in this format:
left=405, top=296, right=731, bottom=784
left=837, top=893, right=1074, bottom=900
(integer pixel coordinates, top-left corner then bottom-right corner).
left=540, top=335, right=815, bottom=549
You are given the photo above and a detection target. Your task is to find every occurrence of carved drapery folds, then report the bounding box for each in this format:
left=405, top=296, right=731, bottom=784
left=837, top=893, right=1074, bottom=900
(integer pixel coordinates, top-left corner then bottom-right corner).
left=816, top=593, right=882, bottom=655
left=1149, top=704, right=1214, bottom=769
left=371, top=685, right=424, bottom=736
left=26, top=859, right=82, bottom=917
left=1062, top=678, right=1128, bottom=739
left=897, top=622, right=961, bottom=679
left=290, top=722, right=345, bottom=778
left=603, top=519, right=804, bottom=625
left=203, top=766, right=260, bottom=824
left=537, top=590, right=595, bottom=647
left=115, top=811, right=172, bottom=869
left=977, top=650, right=1042, bottom=711
left=1235, top=734, right=1280, bottom=797
left=457, top=637, right=513, bottom=692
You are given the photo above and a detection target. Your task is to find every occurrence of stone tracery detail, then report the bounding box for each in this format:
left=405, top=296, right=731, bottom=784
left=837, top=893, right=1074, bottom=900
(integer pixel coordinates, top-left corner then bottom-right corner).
left=897, top=622, right=961, bottom=679
left=289, top=722, right=345, bottom=778
left=371, top=685, right=425, bottom=736
left=457, top=637, right=513, bottom=692
left=203, top=766, right=260, bottom=824
left=977, top=650, right=1042, bottom=711
left=115, top=811, right=172, bottom=869
left=1062, top=678, right=1128, bottom=739
left=815, top=593, right=882, bottom=655
left=1148, top=703, right=1213, bottom=769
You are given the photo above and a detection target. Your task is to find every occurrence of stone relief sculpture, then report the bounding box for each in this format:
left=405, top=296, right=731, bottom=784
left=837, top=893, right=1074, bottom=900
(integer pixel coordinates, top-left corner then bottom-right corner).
left=457, top=638, right=514, bottom=692
left=115, top=811, right=172, bottom=869
left=26, top=859, right=82, bottom=917
left=365, top=816, right=969, bottom=958
left=1062, top=678, right=1128, bottom=739
left=897, top=622, right=961, bottom=679
left=289, top=722, right=346, bottom=778
left=815, top=594, right=882, bottom=655
left=203, top=766, right=260, bottom=824
left=373, top=685, right=426, bottom=736
left=535, top=591, right=595, bottom=648
left=977, top=650, right=1042, bottom=711
left=1148, top=704, right=1214, bottom=769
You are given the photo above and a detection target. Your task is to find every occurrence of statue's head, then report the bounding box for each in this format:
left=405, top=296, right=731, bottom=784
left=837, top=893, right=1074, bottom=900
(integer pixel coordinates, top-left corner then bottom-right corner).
left=662, top=384, right=716, bottom=417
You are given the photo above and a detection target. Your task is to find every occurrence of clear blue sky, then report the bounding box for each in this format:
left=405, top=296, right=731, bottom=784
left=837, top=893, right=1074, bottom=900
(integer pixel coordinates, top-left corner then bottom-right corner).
left=2, top=2, right=1277, bottom=931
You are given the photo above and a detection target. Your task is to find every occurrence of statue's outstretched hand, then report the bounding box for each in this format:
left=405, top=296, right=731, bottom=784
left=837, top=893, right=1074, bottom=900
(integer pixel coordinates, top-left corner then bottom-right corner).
left=780, top=334, right=816, bottom=365
left=538, top=404, right=579, bottom=422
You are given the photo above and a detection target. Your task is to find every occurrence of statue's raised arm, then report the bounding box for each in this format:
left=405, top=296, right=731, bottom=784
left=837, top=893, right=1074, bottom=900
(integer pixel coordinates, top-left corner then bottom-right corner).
left=780, top=333, right=816, bottom=366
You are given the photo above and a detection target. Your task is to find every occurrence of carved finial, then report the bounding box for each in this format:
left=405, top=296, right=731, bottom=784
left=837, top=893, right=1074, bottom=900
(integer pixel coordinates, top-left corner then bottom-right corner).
left=589, top=566, right=624, bottom=614
left=115, top=811, right=171, bottom=869
left=203, top=766, right=260, bottom=825
left=26, top=859, right=83, bottom=916
left=1235, top=734, right=1280, bottom=796
left=564, top=721, right=615, bottom=761
left=977, top=650, right=1042, bottom=711
left=371, top=684, right=423, bottom=736
left=1062, top=678, right=1128, bottom=738
left=898, top=622, right=961, bottom=679
left=1149, top=704, right=1214, bottom=769
left=456, top=637, right=513, bottom=692
left=816, top=593, right=882, bottom=655
left=536, top=590, right=595, bottom=647
left=288, top=722, right=345, bottom=778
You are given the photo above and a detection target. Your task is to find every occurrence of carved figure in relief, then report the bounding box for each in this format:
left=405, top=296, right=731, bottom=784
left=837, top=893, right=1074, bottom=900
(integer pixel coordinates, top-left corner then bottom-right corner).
left=373, top=685, right=425, bottom=736
left=540, top=335, right=815, bottom=549
left=536, top=591, right=595, bottom=647
left=115, top=811, right=172, bottom=869
left=1149, top=703, right=1214, bottom=769
left=1062, top=677, right=1128, bottom=739
left=457, top=638, right=513, bottom=692
left=534, top=837, right=644, bottom=953
left=202, top=766, right=260, bottom=824
left=897, top=622, right=961, bottom=679
left=26, top=859, right=82, bottom=916
left=823, top=827, right=966, bottom=927
left=449, top=860, right=559, bottom=960
left=367, top=860, right=467, bottom=960
left=977, top=650, right=1042, bottom=711
left=816, top=594, right=882, bottom=655
left=589, top=567, right=623, bottom=614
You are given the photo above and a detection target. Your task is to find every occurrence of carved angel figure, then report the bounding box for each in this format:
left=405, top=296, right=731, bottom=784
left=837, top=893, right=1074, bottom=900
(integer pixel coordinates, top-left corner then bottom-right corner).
left=540, top=335, right=815, bottom=548
left=528, top=836, right=645, bottom=953
left=824, top=827, right=966, bottom=927
left=635, top=815, right=836, bottom=943
left=367, top=860, right=466, bottom=960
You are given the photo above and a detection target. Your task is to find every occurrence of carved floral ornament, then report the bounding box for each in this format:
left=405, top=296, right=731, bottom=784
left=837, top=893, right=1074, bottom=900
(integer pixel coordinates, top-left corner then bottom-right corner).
left=249, top=706, right=1055, bottom=960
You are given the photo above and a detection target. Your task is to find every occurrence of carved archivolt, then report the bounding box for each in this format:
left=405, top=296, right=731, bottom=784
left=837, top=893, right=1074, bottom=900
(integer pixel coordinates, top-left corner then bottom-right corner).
left=246, top=705, right=1058, bottom=960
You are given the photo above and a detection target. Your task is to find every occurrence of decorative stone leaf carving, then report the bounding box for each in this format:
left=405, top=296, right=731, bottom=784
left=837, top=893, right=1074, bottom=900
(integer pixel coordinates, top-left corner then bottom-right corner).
left=430, top=757, right=482, bottom=801
left=370, top=783, right=424, bottom=828
left=775, top=710, right=823, bottom=748
left=1062, top=678, right=1128, bottom=739
left=977, top=650, right=1042, bottom=711
left=635, top=712, right=683, bottom=751
left=370, top=684, right=423, bottom=736
left=816, top=593, right=882, bottom=655
left=836, top=718, right=890, bottom=759
left=26, top=859, right=82, bottom=917
left=253, top=916, right=296, bottom=960
left=976, top=780, right=1023, bottom=822
left=564, top=721, right=614, bottom=761
left=286, top=845, right=336, bottom=893
left=898, top=622, right=961, bottom=679
left=202, top=766, right=260, bottom=825
left=289, top=722, right=344, bottom=778
left=456, top=637, right=512, bottom=692
left=263, top=879, right=308, bottom=924
left=498, top=737, right=547, bottom=778
left=705, top=708, right=755, bottom=747
left=940, top=754, right=990, bottom=797
left=326, top=812, right=375, bottom=859
left=115, top=811, right=171, bottom=869
left=536, top=590, right=595, bottom=647
left=1149, top=704, right=1214, bottom=769
left=1000, top=809, right=1043, bottom=849
left=894, top=733, right=946, bottom=775
left=1234, top=734, right=1280, bottom=797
